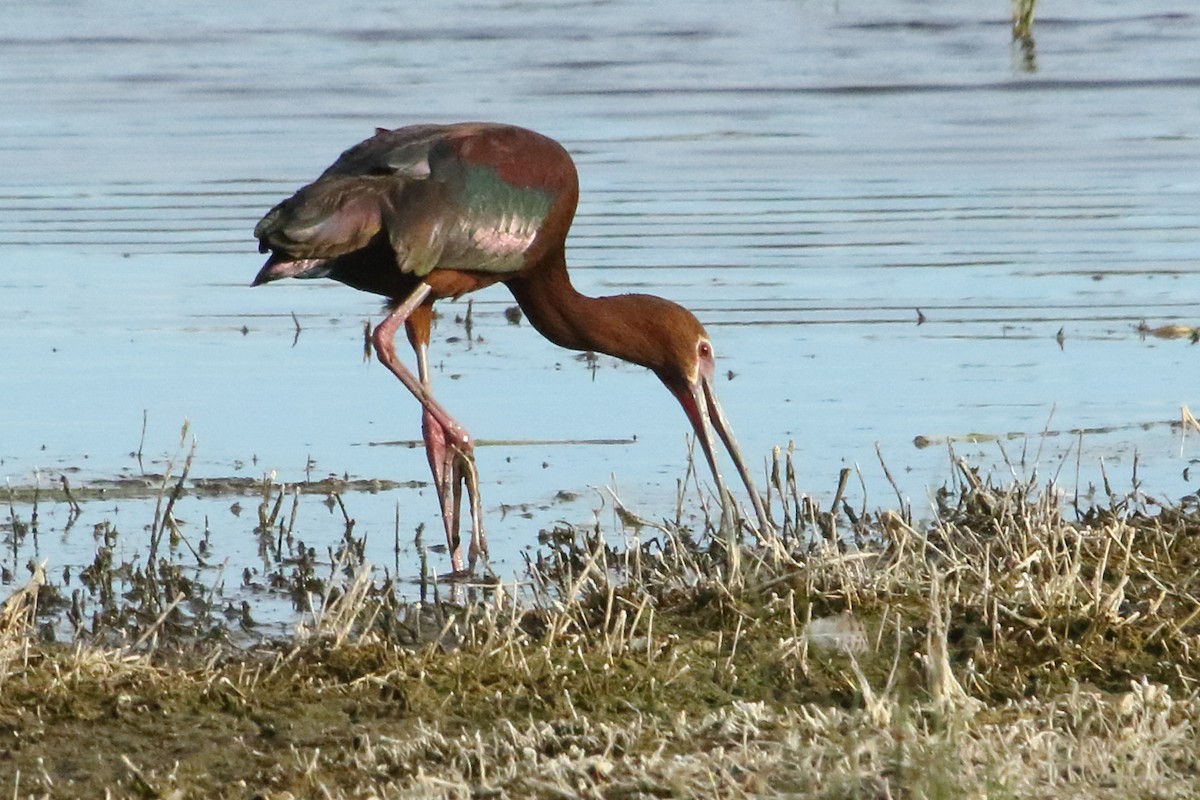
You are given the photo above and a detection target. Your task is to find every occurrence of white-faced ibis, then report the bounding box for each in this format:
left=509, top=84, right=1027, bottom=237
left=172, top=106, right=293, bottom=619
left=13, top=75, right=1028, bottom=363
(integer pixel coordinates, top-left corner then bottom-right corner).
left=253, top=123, right=769, bottom=575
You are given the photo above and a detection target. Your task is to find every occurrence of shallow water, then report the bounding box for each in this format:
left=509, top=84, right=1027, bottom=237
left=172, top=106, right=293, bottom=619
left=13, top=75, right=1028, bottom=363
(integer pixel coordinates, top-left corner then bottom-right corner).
left=3, top=0, right=1200, bottom=620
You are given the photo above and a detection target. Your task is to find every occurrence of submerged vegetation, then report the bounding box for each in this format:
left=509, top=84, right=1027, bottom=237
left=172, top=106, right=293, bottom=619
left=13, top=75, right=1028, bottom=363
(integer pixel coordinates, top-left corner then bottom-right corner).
left=4, top=441, right=1200, bottom=797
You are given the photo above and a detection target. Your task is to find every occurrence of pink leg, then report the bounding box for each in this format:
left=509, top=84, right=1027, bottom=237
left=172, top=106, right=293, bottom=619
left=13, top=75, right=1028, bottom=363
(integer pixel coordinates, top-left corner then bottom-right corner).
left=414, top=341, right=487, bottom=575
left=375, top=284, right=487, bottom=574
left=372, top=284, right=469, bottom=450
left=420, top=407, right=462, bottom=571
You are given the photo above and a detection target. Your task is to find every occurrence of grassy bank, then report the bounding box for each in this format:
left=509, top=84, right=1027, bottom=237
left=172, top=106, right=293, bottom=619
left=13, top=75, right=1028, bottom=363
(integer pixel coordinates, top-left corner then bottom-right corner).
left=3, top=451, right=1200, bottom=798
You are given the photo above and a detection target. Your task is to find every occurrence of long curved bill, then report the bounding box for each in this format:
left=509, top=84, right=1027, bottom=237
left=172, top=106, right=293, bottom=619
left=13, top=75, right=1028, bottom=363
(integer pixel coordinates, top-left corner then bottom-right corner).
left=684, top=376, right=772, bottom=537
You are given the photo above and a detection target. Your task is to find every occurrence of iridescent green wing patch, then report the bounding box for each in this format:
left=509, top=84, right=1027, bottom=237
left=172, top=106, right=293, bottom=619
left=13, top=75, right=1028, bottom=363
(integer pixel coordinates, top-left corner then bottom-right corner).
left=438, top=160, right=554, bottom=275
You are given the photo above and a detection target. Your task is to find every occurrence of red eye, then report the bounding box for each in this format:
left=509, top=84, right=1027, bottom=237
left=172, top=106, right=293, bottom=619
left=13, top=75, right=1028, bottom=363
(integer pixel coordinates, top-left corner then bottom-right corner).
left=698, top=340, right=713, bottom=359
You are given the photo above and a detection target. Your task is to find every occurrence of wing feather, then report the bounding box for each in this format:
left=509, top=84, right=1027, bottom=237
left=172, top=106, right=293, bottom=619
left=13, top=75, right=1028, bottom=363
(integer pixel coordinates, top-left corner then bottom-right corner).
left=257, top=124, right=555, bottom=279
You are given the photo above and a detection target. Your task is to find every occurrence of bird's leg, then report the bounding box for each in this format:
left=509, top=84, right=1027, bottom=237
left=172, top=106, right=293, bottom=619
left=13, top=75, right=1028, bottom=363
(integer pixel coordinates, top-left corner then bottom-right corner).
left=464, top=461, right=485, bottom=570
left=419, top=405, right=463, bottom=571
left=409, top=321, right=488, bottom=575
left=383, top=283, right=487, bottom=575
left=407, top=303, right=464, bottom=572
left=373, top=284, right=469, bottom=449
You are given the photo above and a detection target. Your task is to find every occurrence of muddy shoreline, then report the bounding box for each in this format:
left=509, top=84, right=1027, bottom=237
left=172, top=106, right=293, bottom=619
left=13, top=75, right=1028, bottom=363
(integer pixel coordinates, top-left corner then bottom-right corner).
left=4, top=458, right=1200, bottom=797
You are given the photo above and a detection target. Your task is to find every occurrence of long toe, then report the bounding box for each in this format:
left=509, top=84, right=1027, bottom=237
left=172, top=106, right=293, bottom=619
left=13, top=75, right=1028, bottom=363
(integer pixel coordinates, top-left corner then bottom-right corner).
left=455, top=451, right=488, bottom=573
left=422, top=411, right=466, bottom=573
left=440, top=449, right=465, bottom=574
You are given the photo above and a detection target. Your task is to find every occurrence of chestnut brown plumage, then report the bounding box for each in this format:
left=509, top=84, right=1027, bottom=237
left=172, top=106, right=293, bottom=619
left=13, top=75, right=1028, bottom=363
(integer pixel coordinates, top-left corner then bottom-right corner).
left=254, top=123, right=770, bottom=574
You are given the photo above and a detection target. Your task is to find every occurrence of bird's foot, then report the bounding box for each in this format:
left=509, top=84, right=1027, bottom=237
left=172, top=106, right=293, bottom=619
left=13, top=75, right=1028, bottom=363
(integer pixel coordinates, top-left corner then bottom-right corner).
left=437, top=566, right=477, bottom=583
left=455, top=450, right=488, bottom=572
left=443, top=444, right=487, bottom=573
left=424, top=413, right=488, bottom=574
left=436, top=563, right=500, bottom=585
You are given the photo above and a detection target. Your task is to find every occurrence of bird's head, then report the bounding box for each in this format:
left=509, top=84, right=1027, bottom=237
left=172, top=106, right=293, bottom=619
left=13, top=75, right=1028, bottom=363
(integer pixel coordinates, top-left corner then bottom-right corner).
left=645, top=307, right=769, bottom=534
left=251, top=177, right=393, bottom=286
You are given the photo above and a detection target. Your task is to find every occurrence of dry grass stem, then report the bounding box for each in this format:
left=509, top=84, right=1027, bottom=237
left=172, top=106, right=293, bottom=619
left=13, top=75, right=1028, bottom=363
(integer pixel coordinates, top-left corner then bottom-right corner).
left=4, top=443, right=1200, bottom=796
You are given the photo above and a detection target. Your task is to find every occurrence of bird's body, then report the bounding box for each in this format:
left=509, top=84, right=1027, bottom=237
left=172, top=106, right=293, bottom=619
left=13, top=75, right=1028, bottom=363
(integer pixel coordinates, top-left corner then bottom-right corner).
left=254, top=123, right=769, bottom=574
left=256, top=123, right=571, bottom=295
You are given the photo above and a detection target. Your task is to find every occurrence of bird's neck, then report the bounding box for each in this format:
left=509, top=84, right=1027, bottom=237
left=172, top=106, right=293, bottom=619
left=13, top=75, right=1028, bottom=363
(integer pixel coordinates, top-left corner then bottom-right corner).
left=507, top=249, right=664, bottom=371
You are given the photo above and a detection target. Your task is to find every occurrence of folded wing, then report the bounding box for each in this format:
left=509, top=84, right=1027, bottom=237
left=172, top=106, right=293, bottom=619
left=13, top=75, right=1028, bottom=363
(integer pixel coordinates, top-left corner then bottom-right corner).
left=255, top=124, right=558, bottom=282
